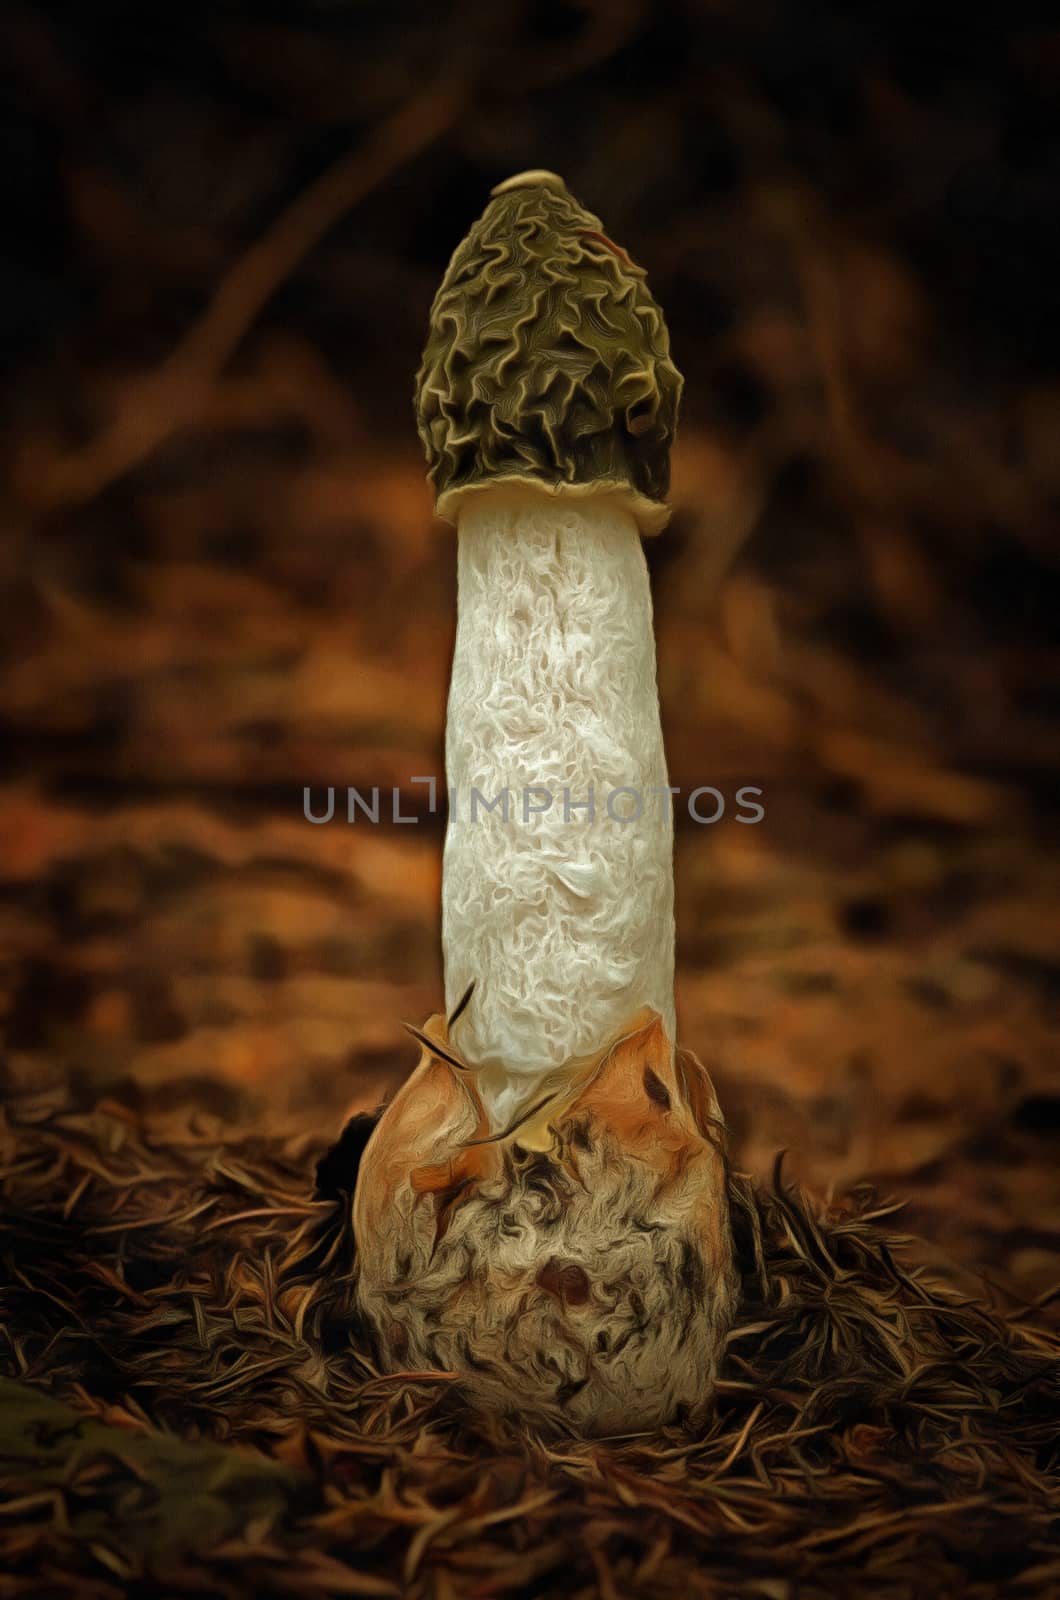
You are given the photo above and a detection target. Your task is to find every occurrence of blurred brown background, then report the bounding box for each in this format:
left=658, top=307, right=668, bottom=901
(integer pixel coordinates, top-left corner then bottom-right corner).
left=0, top=1, right=1057, bottom=1306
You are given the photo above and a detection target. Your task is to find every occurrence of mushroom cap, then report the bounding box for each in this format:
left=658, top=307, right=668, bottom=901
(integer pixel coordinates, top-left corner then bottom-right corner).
left=415, top=171, right=683, bottom=536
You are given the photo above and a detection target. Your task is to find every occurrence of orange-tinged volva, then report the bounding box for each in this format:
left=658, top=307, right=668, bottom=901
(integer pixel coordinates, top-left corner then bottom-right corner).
left=350, top=1008, right=735, bottom=1435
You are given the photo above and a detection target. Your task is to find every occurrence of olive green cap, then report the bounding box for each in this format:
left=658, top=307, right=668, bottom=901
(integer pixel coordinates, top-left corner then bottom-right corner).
left=414, top=171, right=683, bottom=535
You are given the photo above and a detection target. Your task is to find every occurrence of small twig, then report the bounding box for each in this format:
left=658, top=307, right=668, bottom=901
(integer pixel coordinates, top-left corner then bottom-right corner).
left=705, top=1401, right=764, bottom=1480
left=461, top=1093, right=558, bottom=1148
left=446, top=980, right=476, bottom=1030
left=28, top=69, right=471, bottom=511
left=200, top=1204, right=331, bottom=1234
left=402, top=1023, right=473, bottom=1075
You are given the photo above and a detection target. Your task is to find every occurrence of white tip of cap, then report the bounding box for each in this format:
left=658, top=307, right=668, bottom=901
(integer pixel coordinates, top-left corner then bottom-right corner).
left=490, top=170, right=569, bottom=198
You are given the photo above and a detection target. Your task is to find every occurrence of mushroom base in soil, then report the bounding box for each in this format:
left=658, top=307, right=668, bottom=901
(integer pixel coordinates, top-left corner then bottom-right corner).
left=349, top=171, right=736, bottom=1435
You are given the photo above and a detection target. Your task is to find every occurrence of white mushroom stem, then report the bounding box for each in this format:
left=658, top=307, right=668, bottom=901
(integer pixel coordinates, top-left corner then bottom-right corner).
left=442, top=484, right=676, bottom=1130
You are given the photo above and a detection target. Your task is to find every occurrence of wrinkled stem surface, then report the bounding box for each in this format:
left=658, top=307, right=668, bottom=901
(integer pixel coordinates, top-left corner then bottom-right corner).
left=443, top=486, right=676, bottom=1128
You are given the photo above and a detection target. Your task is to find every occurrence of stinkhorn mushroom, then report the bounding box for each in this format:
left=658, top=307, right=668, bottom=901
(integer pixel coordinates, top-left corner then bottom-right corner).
left=351, top=171, right=735, bottom=1435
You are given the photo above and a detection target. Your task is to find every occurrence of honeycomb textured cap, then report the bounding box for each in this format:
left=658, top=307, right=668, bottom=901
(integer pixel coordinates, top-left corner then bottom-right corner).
left=414, top=175, right=683, bottom=533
